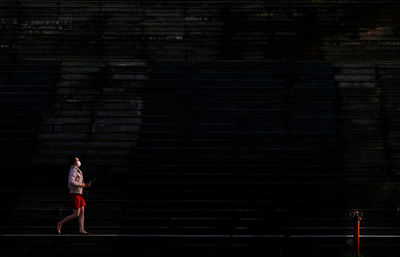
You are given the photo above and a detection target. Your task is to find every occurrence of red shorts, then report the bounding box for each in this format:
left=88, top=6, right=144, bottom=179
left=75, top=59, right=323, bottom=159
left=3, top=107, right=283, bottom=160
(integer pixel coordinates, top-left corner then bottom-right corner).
left=69, top=193, right=86, bottom=209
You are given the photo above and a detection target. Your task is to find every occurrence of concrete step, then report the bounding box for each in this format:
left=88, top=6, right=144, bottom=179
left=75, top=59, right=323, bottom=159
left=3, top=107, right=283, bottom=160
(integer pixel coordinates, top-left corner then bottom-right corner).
left=3, top=234, right=400, bottom=257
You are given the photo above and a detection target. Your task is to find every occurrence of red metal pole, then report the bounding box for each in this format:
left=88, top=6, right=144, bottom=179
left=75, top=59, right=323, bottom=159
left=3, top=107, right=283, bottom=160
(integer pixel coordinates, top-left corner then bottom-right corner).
left=351, top=210, right=362, bottom=257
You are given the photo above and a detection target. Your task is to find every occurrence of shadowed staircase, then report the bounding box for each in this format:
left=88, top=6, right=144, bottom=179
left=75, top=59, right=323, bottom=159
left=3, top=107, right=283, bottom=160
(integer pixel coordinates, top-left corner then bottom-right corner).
left=1, top=61, right=400, bottom=257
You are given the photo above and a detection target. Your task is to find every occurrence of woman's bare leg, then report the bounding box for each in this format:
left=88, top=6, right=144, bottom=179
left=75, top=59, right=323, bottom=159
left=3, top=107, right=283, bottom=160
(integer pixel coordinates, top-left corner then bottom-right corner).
left=57, top=208, right=80, bottom=233
left=78, top=206, right=87, bottom=233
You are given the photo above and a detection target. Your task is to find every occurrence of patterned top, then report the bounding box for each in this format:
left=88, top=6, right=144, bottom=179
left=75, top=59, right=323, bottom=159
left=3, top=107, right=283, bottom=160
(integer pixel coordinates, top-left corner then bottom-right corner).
left=68, top=165, right=84, bottom=194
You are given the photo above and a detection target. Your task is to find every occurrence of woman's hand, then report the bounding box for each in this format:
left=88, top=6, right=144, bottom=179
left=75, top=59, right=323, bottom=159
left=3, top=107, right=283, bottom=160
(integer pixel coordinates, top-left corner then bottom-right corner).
left=83, top=181, right=92, bottom=188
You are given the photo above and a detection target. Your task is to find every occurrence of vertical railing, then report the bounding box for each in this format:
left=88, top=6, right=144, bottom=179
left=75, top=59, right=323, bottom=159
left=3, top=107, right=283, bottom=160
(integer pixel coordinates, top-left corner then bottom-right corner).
left=350, top=210, right=363, bottom=257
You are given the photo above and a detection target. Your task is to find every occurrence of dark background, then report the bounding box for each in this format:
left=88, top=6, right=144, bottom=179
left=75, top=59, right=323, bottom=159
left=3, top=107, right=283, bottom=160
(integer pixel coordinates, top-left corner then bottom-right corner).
left=1, top=1, right=400, bottom=256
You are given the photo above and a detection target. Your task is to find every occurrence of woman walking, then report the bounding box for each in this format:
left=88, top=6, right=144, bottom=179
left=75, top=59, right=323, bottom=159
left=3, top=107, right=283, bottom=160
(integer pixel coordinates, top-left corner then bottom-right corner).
left=56, top=156, right=92, bottom=235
